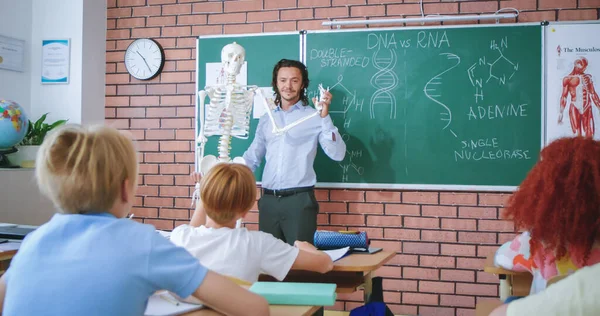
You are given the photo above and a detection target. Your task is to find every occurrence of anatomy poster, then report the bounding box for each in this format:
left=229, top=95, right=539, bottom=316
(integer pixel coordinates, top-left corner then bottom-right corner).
left=546, top=23, right=600, bottom=143
left=205, top=61, right=247, bottom=86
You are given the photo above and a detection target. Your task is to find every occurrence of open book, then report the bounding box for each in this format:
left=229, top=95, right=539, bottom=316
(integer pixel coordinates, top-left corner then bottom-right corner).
left=144, top=291, right=203, bottom=316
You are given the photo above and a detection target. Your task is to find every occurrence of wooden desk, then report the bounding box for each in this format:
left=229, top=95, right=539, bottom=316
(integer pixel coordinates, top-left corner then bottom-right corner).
left=0, top=242, right=19, bottom=275
left=484, top=254, right=531, bottom=300
left=261, top=251, right=395, bottom=303
left=475, top=299, right=503, bottom=316
left=183, top=305, right=321, bottom=316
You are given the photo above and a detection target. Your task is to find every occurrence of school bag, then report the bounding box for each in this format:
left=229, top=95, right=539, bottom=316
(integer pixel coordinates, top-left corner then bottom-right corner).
left=349, top=277, right=394, bottom=316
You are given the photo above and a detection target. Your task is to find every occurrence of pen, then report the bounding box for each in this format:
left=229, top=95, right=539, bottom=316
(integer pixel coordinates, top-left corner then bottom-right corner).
left=128, top=213, right=134, bottom=219
left=159, top=293, right=180, bottom=306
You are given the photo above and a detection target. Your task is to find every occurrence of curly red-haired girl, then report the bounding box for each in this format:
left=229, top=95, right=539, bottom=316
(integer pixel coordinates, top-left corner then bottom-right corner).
left=495, top=136, right=600, bottom=294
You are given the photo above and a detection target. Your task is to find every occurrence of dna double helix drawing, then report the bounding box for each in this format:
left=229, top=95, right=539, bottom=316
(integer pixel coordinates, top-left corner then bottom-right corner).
left=369, top=48, right=399, bottom=119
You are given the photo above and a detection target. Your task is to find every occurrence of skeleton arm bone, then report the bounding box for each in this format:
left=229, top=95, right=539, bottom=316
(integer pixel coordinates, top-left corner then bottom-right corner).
left=197, top=89, right=209, bottom=164
left=276, top=84, right=330, bottom=134
left=252, top=84, right=330, bottom=135
left=193, top=89, right=210, bottom=205
left=254, top=87, right=285, bottom=135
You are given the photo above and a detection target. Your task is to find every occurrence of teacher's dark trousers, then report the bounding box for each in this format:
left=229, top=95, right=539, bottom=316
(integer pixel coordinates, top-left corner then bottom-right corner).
left=258, top=187, right=319, bottom=246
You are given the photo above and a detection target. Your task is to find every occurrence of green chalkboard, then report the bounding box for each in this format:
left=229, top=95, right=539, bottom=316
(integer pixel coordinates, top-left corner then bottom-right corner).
left=305, top=24, right=543, bottom=189
left=196, top=33, right=301, bottom=180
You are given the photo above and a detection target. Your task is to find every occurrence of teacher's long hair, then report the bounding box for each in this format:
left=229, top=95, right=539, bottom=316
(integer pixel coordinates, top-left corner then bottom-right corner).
left=504, top=137, right=600, bottom=265
left=271, top=59, right=310, bottom=107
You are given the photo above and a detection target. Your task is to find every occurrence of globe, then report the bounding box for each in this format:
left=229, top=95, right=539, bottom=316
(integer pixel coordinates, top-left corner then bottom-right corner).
left=0, top=99, right=29, bottom=150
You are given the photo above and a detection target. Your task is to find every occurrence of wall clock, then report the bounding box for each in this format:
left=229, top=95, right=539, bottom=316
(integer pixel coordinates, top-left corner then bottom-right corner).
left=124, top=38, right=165, bottom=80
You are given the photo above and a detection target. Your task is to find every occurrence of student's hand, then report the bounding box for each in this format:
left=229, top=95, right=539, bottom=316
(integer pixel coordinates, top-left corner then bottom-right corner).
left=190, top=172, right=202, bottom=183
left=313, top=90, right=332, bottom=118
left=292, top=241, right=334, bottom=274
left=294, top=240, right=318, bottom=251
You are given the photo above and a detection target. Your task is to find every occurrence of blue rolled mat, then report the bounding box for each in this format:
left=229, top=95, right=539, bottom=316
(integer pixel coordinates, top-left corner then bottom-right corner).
left=313, top=230, right=369, bottom=250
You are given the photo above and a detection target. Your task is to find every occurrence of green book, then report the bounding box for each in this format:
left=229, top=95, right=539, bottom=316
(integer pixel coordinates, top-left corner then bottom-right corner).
left=249, top=282, right=337, bottom=306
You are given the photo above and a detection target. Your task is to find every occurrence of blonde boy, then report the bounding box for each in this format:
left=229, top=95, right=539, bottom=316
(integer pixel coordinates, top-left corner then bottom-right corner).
left=0, top=125, right=268, bottom=316
left=170, top=163, right=334, bottom=284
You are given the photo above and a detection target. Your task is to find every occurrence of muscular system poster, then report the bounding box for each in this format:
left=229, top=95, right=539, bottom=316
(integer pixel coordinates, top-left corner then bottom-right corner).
left=546, top=23, right=600, bottom=142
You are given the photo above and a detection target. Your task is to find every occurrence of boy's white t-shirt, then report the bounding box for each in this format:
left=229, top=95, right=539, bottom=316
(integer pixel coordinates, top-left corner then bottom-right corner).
left=170, top=224, right=300, bottom=283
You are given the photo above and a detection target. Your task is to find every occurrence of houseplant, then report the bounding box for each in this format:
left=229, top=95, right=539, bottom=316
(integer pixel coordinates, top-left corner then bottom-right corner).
left=14, top=113, right=67, bottom=168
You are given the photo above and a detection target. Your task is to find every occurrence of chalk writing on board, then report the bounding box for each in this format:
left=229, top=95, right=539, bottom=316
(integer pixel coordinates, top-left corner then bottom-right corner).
left=339, top=145, right=364, bottom=183
left=309, top=48, right=370, bottom=68
left=454, top=149, right=532, bottom=161
left=454, top=138, right=532, bottom=161
left=308, top=75, right=365, bottom=129
left=368, top=34, right=399, bottom=119
left=467, top=104, right=528, bottom=120
left=423, top=53, right=461, bottom=138
left=467, top=37, right=519, bottom=104
left=416, top=31, right=451, bottom=49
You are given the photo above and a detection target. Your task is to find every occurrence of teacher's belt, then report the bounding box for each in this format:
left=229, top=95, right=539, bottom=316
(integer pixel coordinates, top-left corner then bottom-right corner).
left=263, top=186, right=314, bottom=198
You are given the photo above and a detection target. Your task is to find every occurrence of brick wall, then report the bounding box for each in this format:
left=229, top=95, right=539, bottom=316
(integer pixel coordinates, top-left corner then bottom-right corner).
left=105, top=0, right=599, bottom=315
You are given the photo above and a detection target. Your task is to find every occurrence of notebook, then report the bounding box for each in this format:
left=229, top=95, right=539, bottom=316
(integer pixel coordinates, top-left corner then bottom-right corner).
left=249, top=282, right=337, bottom=306
left=322, top=246, right=382, bottom=259
left=0, top=227, right=35, bottom=240
left=144, top=291, right=203, bottom=316
left=0, top=241, right=20, bottom=252
left=351, top=247, right=383, bottom=254
left=323, top=247, right=350, bottom=262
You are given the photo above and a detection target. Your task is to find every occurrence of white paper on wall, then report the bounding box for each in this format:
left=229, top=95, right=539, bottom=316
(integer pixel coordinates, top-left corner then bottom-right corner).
left=205, top=61, right=247, bottom=87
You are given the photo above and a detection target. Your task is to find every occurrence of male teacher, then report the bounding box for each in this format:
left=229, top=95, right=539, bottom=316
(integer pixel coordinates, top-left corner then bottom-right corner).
left=243, top=59, right=347, bottom=245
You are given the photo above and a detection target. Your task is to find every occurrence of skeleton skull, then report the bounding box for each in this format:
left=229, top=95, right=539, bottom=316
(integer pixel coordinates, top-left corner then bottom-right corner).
left=221, top=42, right=245, bottom=76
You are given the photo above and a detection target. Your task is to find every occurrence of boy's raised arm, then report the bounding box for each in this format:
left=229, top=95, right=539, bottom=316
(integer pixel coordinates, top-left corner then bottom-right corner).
left=190, top=203, right=207, bottom=227
left=192, top=270, right=269, bottom=316
left=189, top=172, right=207, bottom=227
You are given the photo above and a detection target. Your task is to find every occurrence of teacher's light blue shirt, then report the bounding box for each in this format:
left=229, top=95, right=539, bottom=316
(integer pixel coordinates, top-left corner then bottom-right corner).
left=243, top=100, right=346, bottom=190
left=3, top=213, right=208, bottom=316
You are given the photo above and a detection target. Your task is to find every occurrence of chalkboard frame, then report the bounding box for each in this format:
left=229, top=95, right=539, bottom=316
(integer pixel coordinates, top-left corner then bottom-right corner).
left=194, top=24, right=546, bottom=192
left=304, top=23, right=545, bottom=192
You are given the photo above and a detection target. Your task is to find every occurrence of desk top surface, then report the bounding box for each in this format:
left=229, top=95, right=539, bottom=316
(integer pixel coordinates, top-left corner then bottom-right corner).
left=183, top=305, right=320, bottom=316
left=0, top=241, right=20, bottom=260
left=332, top=251, right=395, bottom=272
left=483, top=254, right=529, bottom=275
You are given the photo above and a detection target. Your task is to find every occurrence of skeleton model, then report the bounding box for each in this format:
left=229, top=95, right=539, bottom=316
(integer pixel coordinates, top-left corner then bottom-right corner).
left=193, top=42, right=329, bottom=206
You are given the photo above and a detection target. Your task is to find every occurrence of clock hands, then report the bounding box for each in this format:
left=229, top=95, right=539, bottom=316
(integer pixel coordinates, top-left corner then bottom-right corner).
left=136, top=51, right=153, bottom=73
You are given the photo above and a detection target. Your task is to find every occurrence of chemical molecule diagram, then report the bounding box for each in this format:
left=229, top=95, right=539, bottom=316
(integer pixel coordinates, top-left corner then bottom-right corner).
left=308, top=74, right=365, bottom=130
left=339, top=134, right=365, bottom=182
left=306, top=76, right=367, bottom=182
left=467, top=37, right=519, bottom=104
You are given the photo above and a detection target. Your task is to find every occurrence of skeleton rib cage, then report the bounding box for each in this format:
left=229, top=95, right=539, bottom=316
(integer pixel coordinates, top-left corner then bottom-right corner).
left=203, top=85, right=255, bottom=140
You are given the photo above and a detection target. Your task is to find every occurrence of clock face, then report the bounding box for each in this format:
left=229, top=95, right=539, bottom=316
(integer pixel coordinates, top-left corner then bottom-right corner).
left=124, top=38, right=164, bottom=80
